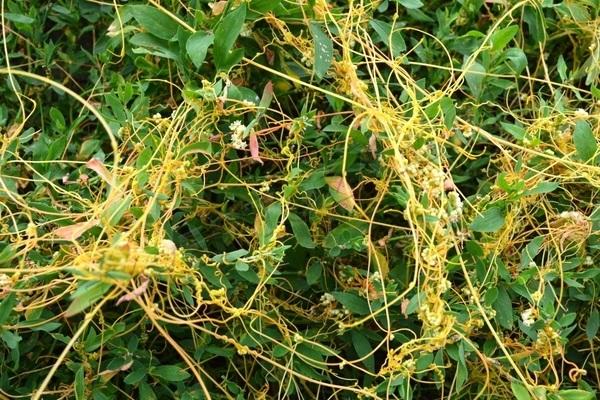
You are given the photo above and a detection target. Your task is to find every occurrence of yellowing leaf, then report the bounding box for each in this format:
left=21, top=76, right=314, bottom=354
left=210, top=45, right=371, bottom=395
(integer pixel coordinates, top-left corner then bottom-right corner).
left=325, top=176, right=355, bottom=211
left=53, top=219, right=99, bottom=241
left=86, top=158, right=114, bottom=186
left=369, top=242, right=389, bottom=279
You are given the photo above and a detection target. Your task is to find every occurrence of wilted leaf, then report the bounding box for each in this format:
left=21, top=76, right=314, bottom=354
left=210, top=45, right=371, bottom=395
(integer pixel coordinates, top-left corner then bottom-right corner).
left=86, top=158, right=114, bottom=186
left=249, top=131, right=263, bottom=164
left=53, top=219, right=99, bottom=241
left=325, top=176, right=356, bottom=211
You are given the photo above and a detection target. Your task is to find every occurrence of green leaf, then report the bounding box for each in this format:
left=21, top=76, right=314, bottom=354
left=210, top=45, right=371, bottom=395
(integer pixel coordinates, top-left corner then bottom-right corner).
left=369, top=20, right=406, bottom=58
left=500, top=122, right=526, bottom=141
left=465, top=61, right=486, bottom=98
left=139, top=382, right=157, bottom=400
left=553, top=390, right=595, bottom=400
left=525, top=181, right=559, bottom=195
left=288, top=213, right=315, bottom=248
left=494, top=287, right=513, bottom=329
left=309, top=22, right=333, bottom=79
left=470, top=207, right=505, bottom=233
left=573, top=120, right=597, bottom=162
left=65, top=281, right=112, bottom=317
left=306, top=262, right=322, bottom=286
left=0, top=293, right=17, bottom=324
left=332, top=292, right=370, bottom=315
left=102, top=195, right=132, bottom=227
left=396, top=0, right=424, bottom=9
left=511, top=382, right=532, bottom=400
left=128, top=5, right=178, bottom=40
left=213, top=4, right=246, bottom=71
left=75, top=365, right=85, bottom=400
left=0, top=330, right=21, bottom=349
left=3, top=13, right=34, bottom=24
left=587, top=309, right=599, bottom=341
left=351, top=331, right=375, bottom=372
left=150, top=365, right=191, bottom=382
left=186, top=31, right=214, bottom=68
left=124, top=368, right=146, bottom=385
left=440, top=96, right=455, bottom=129
left=490, top=25, right=518, bottom=52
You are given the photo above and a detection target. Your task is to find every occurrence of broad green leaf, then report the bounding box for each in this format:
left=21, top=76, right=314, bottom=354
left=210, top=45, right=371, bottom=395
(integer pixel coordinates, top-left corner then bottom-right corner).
left=490, top=25, right=518, bottom=52
left=65, top=281, right=112, bottom=317
left=325, top=176, right=356, bottom=211
left=150, top=365, right=191, bottom=382
left=470, top=207, right=505, bottom=233
left=557, top=55, right=568, bottom=82
left=573, top=120, right=597, bottom=162
left=213, top=4, right=246, bottom=71
left=586, top=309, right=599, bottom=341
left=309, top=22, right=333, bottom=79
left=520, top=236, right=544, bottom=269
left=288, top=213, right=315, bottom=248
left=128, top=5, right=178, bottom=40
left=511, top=382, right=532, bottom=400
left=523, top=6, right=546, bottom=43
left=332, top=292, right=370, bottom=315
left=186, top=31, right=214, bottom=68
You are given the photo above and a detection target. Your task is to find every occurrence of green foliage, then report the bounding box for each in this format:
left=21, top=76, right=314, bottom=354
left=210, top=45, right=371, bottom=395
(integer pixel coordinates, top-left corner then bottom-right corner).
left=0, top=0, right=599, bottom=399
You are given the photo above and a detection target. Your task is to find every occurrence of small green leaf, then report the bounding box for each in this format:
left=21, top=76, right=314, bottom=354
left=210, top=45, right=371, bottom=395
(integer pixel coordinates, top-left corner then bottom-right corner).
left=0, top=330, right=21, bottom=349
left=465, top=61, right=486, bottom=98
left=309, top=22, right=333, bottom=79
left=500, top=122, right=526, bottom=141
left=587, top=309, right=599, bottom=341
left=470, top=207, right=505, bottom=233
left=494, top=287, right=513, bottom=329
left=554, top=389, right=595, bottom=400
left=288, top=213, right=315, bottom=248
left=75, top=365, right=85, bottom=400
left=490, top=25, right=518, bottom=52
left=511, top=382, right=532, bottom=400
left=573, top=120, right=597, bottom=162
left=332, top=292, right=370, bottom=315
left=186, top=31, right=214, bottom=68
left=128, top=5, right=178, bottom=40
left=306, top=262, right=322, bottom=286
left=351, top=331, right=375, bottom=372
left=369, top=20, right=406, bottom=58
left=213, top=4, right=246, bottom=71
left=150, top=365, right=191, bottom=382
left=525, top=181, right=559, bottom=195
left=102, top=195, right=132, bottom=227
left=65, top=281, right=112, bottom=317
left=396, top=0, right=423, bottom=9
left=440, top=96, right=455, bottom=129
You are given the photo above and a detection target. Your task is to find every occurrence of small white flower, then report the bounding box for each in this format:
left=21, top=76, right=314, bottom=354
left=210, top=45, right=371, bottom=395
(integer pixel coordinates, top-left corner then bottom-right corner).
left=152, top=113, right=162, bottom=120
left=230, top=131, right=247, bottom=150
left=575, top=108, right=589, bottom=119
left=521, top=307, right=537, bottom=327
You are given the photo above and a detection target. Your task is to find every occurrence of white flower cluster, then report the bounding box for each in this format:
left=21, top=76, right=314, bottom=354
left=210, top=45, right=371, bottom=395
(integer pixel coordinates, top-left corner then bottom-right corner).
left=575, top=108, right=589, bottom=119
left=521, top=307, right=537, bottom=327
left=320, top=293, right=336, bottom=306
left=421, top=246, right=438, bottom=266
left=447, top=191, right=463, bottom=223
left=558, top=211, right=587, bottom=224
left=229, top=120, right=247, bottom=150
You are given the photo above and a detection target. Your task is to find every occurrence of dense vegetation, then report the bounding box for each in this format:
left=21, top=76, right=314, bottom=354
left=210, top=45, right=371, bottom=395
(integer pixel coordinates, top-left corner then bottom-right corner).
left=1, top=0, right=600, bottom=399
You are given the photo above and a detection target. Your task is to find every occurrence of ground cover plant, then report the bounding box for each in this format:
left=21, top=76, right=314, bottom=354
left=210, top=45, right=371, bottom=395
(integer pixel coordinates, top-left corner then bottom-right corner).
left=1, top=0, right=600, bottom=399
